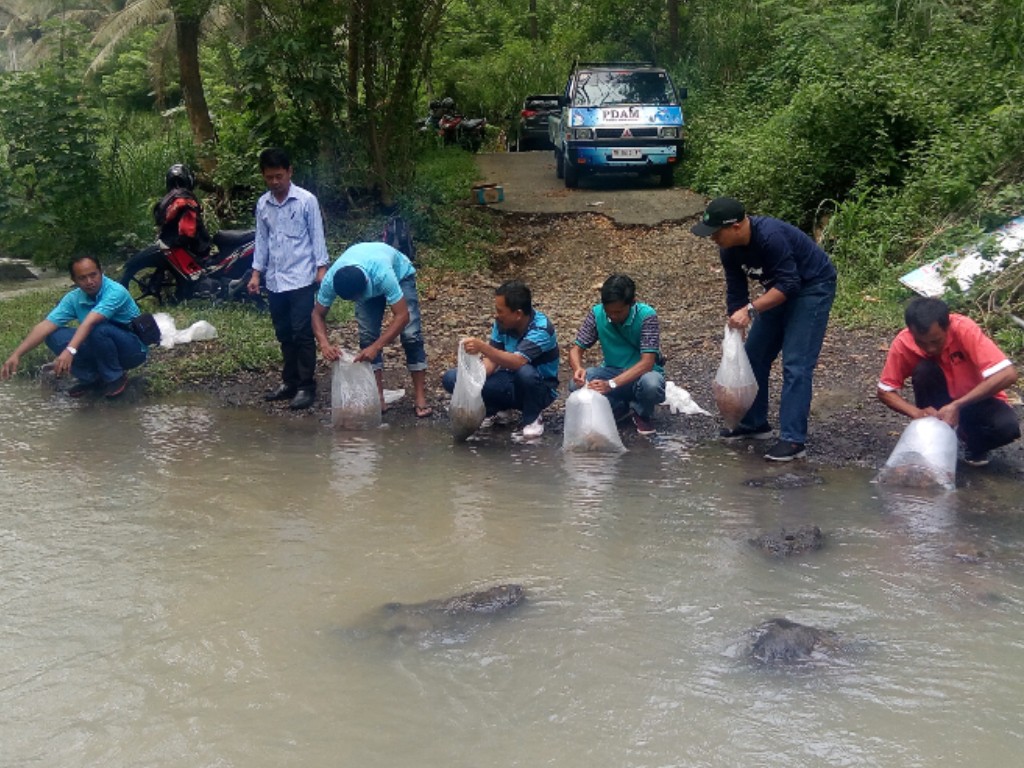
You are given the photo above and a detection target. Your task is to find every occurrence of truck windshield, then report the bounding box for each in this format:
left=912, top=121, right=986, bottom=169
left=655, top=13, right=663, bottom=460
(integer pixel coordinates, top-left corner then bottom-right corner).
left=573, top=70, right=677, bottom=107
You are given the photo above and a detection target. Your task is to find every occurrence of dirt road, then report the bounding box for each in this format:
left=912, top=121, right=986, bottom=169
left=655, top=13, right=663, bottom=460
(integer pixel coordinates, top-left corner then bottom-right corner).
left=473, top=151, right=705, bottom=226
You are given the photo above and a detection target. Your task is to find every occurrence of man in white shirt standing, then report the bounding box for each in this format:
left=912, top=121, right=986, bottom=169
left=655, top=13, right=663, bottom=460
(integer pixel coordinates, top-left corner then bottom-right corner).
left=248, top=147, right=329, bottom=410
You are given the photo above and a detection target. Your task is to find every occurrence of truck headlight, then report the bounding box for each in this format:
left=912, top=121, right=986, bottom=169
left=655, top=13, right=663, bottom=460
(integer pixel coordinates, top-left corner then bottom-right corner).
left=572, top=128, right=594, bottom=140
left=658, top=127, right=680, bottom=139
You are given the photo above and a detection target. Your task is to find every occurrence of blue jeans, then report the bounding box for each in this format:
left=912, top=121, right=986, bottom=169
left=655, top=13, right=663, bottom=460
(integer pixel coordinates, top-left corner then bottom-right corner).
left=46, top=323, right=148, bottom=384
left=568, top=366, right=666, bottom=419
left=354, top=276, right=427, bottom=372
left=442, top=365, right=556, bottom=425
left=740, top=279, right=836, bottom=444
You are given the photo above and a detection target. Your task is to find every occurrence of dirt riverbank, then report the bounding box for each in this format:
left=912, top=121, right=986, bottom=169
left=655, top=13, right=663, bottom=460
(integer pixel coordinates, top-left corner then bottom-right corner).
left=226, top=204, right=1024, bottom=479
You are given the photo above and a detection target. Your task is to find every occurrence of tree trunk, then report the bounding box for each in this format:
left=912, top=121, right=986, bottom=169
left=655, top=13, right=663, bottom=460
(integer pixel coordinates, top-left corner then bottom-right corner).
left=529, top=0, right=538, bottom=40
left=667, top=0, right=680, bottom=56
left=175, top=13, right=217, bottom=172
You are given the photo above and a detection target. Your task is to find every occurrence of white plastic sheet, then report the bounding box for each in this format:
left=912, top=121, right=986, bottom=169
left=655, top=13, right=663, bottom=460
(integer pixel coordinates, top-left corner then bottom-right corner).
left=875, top=416, right=957, bottom=491
left=562, top=388, right=625, bottom=453
left=153, top=312, right=217, bottom=349
left=713, top=324, right=758, bottom=429
left=662, top=380, right=711, bottom=416
left=331, top=353, right=381, bottom=430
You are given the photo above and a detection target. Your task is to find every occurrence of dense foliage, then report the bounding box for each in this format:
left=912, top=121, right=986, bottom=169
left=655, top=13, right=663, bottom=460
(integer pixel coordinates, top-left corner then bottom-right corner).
left=2, top=0, right=1024, bottom=348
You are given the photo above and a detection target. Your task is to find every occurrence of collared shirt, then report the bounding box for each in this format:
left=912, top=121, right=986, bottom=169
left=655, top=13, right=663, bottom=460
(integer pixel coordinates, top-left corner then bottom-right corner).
left=878, top=313, right=1013, bottom=402
left=489, top=308, right=559, bottom=384
left=47, top=276, right=141, bottom=327
left=574, top=302, right=662, bottom=371
left=720, top=216, right=836, bottom=313
left=317, top=242, right=416, bottom=308
left=253, top=183, right=329, bottom=293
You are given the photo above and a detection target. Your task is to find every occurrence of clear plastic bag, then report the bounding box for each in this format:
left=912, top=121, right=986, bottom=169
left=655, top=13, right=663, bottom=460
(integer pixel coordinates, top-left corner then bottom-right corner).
left=875, top=416, right=957, bottom=491
left=562, top=388, right=626, bottom=453
left=450, top=341, right=487, bottom=442
left=331, top=353, right=381, bottom=430
left=713, top=324, right=758, bottom=430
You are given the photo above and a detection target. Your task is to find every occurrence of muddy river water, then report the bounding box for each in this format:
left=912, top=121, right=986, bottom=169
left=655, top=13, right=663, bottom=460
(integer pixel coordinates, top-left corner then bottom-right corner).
left=2, top=383, right=1023, bottom=767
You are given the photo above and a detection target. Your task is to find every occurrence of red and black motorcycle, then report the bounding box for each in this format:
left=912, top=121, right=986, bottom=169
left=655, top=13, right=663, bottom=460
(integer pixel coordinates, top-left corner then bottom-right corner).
left=419, top=97, right=487, bottom=152
left=119, top=229, right=259, bottom=306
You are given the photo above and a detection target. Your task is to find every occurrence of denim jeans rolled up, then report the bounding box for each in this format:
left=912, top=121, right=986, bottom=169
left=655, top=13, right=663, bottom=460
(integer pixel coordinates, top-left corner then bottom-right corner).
left=740, top=279, right=836, bottom=444
left=354, top=276, right=427, bottom=372
left=567, top=365, right=666, bottom=419
left=46, top=323, right=148, bottom=384
left=442, top=364, right=556, bottom=425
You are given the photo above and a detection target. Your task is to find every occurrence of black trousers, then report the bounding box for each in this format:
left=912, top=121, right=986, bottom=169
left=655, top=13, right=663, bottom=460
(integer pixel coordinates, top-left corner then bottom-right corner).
left=268, top=283, right=317, bottom=393
left=912, top=359, right=1020, bottom=453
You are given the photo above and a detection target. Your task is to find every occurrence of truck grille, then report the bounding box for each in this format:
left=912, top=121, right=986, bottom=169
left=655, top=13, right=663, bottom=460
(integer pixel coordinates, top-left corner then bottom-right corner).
left=595, top=128, right=659, bottom=139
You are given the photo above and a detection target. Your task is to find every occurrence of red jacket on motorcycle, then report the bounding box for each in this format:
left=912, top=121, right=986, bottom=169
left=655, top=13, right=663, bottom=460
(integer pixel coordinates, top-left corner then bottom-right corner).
left=153, top=189, right=212, bottom=259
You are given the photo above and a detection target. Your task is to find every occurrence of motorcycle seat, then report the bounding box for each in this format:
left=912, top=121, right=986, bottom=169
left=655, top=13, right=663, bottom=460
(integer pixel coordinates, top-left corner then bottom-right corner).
left=213, top=229, right=255, bottom=253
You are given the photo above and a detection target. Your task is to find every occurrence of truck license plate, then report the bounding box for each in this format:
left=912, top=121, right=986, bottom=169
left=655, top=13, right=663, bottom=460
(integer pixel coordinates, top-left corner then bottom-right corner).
left=611, top=148, right=642, bottom=159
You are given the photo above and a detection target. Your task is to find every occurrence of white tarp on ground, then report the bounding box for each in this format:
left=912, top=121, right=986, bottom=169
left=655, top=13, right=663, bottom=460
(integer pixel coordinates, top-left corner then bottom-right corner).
left=900, top=215, right=1024, bottom=297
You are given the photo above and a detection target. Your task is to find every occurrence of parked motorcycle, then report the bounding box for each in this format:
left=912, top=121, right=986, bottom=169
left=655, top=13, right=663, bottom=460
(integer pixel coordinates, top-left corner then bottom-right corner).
left=119, top=229, right=259, bottom=306
left=418, top=97, right=487, bottom=152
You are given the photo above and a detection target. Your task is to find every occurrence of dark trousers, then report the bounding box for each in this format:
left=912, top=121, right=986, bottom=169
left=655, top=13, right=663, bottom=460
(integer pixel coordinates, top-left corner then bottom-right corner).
left=268, top=284, right=317, bottom=392
left=46, top=323, right=147, bottom=384
left=442, top=365, right=556, bottom=425
left=912, top=359, right=1020, bottom=453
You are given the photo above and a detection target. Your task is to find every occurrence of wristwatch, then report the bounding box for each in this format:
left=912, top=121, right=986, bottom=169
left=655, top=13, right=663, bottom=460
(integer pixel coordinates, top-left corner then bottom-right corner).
left=608, top=379, right=618, bottom=389
left=66, top=345, right=77, bottom=356
left=746, top=302, right=757, bottom=319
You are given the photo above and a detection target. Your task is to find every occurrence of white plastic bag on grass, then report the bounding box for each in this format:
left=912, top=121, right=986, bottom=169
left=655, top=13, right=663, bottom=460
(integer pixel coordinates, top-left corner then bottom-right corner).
left=331, top=352, right=381, bottom=430
left=562, top=388, right=625, bottom=453
left=450, top=341, right=487, bottom=442
left=713, top=324, right=758, bottom=429
left=875, top=416, right=957, bottom=491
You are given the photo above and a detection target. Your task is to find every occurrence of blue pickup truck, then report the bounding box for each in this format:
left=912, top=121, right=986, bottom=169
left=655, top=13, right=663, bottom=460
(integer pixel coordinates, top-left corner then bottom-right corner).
left=549, top=61, right=686, bottom=188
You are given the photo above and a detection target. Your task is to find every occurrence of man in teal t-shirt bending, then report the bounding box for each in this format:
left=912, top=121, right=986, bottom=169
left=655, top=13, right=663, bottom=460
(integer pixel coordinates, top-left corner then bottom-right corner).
left=568, top=273, right=666, bottom=435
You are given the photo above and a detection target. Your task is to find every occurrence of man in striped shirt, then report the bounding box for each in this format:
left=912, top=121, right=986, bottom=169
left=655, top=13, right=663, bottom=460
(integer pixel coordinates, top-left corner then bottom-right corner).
left=442, top=280, right=559, bottom=439
left=568, top=273, right=665, bottom=435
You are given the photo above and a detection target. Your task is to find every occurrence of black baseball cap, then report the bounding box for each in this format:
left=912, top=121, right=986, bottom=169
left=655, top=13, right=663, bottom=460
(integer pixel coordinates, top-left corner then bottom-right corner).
left=690, top=197, right=746, bottom=237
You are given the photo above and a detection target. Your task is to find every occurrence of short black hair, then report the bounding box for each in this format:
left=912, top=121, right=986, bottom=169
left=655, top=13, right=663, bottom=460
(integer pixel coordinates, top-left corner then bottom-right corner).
left=496, top=280, right=532, bottom=314
left=601, top=273, right=636, bottom=305
left=259, top=147, right=291, bottom=171
left=904, top=296, right=950, bottom=334
left=68, top=254, right=101, bottom=278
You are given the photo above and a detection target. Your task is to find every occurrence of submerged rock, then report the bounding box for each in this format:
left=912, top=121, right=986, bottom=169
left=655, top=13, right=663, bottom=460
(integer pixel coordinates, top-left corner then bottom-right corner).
left=356, top=584, right=525, bottom=643
left=749, top=618, right=839, bottom=664
left=749, top=526, right=825, bottom=557
left=743, top=472, right=824, bottom=489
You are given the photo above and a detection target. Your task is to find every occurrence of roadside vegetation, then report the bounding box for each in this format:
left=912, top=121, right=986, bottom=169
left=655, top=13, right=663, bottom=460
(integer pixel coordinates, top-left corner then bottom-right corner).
left=2, top=0, right=1023, bottom=380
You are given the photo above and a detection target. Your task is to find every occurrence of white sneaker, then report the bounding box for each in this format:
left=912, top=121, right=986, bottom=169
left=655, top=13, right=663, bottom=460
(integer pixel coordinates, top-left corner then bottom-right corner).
left=520, top=415, right=544, bottom=439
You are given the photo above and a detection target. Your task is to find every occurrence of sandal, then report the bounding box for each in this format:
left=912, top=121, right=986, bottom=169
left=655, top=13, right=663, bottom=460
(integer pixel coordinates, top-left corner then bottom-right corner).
left=415, top=404, right=433, bottom=418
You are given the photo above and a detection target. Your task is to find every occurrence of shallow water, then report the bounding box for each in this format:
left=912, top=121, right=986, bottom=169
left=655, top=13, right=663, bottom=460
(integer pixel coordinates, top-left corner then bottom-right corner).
left=2, top=384, right=1023, bottom=767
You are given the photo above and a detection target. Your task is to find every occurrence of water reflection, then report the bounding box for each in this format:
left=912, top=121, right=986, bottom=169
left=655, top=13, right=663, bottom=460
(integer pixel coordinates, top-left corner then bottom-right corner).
left=3, top=385, right=1024, bottom=767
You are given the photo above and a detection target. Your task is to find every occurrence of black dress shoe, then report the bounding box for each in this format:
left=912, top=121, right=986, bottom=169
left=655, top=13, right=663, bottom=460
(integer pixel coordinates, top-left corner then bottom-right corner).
left=288, top=389, right=315, bottom=410
left=265, top=383, right=297, bottom=402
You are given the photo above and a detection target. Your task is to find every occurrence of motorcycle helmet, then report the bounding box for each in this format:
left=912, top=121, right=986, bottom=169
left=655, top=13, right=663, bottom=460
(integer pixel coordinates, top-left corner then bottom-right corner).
left=441, top=97, right=455, bottom=111
left=166, top=163, right=196, bottom=192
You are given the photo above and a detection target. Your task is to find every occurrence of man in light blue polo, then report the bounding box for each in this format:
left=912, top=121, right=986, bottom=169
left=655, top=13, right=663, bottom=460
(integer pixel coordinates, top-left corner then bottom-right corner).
left=312, top=241, right=432, bottom=417
left=1, top=255, right=147, bottom=398
left=568, top=273, right=666, bottom=435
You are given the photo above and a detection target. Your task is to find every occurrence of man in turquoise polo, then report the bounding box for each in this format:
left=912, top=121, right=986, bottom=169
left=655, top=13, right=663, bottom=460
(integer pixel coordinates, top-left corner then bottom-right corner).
left=568, top=273, right=666, bottom=435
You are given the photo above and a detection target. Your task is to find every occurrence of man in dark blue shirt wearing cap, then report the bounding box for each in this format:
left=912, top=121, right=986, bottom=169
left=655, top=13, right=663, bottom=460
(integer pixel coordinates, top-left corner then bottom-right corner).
left=691, top=197, right=837, bottom=461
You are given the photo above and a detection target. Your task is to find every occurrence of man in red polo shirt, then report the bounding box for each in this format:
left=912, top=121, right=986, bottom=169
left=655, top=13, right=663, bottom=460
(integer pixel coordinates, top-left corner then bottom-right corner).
left=878, top=297, right=1020, bottom=466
